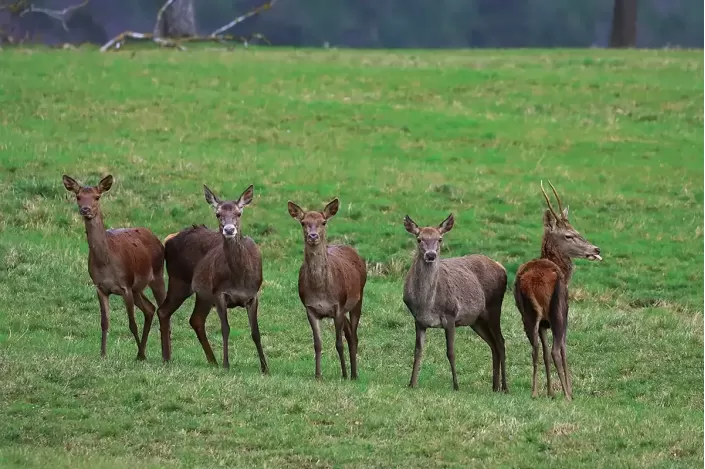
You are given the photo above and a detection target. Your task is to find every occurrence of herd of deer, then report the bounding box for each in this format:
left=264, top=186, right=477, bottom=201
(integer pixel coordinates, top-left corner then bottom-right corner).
left=61, top=173, right=602, bottom=401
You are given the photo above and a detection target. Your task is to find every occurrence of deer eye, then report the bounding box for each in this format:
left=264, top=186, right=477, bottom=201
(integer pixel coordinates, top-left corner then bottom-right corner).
left=439, top=237, right=443, bottom=242
left=564, top=234, right=574, bottom=240
left=322, top=221, right=327, bottom=226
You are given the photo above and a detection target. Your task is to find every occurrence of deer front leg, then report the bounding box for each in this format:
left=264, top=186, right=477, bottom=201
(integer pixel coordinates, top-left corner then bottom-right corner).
left=246, top=297, right=269, bottom=374
left=409, top=321, right=427, bottom=388
left=96, top=289, right=110, bottom=358
left=306, top=308, right=323, bottom=380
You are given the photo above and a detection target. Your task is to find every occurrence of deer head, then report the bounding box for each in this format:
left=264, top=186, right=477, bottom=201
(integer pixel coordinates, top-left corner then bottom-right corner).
left=62, top=174, right=113, bottom=220
left=203, top=184, right=254, bottom=239
left=403, top=213, right=454, bottom=263
left=288, top=198, right=339, bottom=246
left=541, top=180, right=602, bottom=261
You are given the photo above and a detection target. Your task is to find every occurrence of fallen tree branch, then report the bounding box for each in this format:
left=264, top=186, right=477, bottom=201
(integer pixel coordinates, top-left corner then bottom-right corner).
left=19, top=0, right=91, bottom=32
left=101, top=0, right=275, bottom=53
left=210, top=0, right=276, bottom=37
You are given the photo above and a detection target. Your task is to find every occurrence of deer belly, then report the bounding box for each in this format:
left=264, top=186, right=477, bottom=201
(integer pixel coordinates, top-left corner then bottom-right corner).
left=413, top=311, right=444, bottom=328
left=305, top=300, right=337, bottom=319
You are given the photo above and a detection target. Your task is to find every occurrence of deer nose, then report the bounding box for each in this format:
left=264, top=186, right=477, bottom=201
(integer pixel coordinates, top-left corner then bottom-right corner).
left=595, top=247, right=601, bottom=254
left=307, top=232, right=319, bottom=242
left=79, top=206, right=90, bottom=215
left=424, top=251, right=437, bottom=262
left=223, top=224, right=236, bottom=237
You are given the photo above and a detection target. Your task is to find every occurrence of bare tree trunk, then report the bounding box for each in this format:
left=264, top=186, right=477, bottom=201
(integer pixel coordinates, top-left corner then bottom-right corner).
left=609, top=0, right=637, bottom=48
left=156, top=0, right=196, bottom=38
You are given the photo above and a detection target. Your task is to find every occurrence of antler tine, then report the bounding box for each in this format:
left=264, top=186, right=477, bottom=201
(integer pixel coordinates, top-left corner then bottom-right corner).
left=547, top=179, right=565, bottom=218
left=540, top=180, right=559, bottom=221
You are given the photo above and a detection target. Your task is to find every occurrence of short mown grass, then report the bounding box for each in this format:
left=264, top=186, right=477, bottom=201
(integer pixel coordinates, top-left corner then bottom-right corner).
left=0, top=46, right=702, bottom=468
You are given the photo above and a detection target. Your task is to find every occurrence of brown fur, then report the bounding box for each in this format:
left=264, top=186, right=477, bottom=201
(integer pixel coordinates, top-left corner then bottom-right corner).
left=514, top=180, right=602, bottom=401
left=157, top=186, right=268, bottom=372
left=62, top=174, right=166, bottom=360
left=402, top=214, right=508, bottom=392
left=288, top=198, right=367, bottom=380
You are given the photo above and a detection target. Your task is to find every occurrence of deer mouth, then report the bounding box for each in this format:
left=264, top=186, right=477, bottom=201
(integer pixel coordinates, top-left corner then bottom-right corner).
left=586, top=254, right=602, bottom=261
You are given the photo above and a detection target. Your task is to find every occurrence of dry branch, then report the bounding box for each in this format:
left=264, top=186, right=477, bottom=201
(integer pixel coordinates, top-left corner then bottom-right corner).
left=19, top=0, right=90, bottom=31
left=101, top=0, right=276, bottom=53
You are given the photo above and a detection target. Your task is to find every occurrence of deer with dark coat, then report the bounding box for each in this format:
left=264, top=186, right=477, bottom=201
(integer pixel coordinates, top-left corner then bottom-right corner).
left=62, top=174, right=166, bottom=360
left=288, top=198, right=367, bottom=380
left=157, top=184, right=268, bottom=372
left=402, top=214, right=508, bottom=392
left=514, top=180, right=602, bottom=401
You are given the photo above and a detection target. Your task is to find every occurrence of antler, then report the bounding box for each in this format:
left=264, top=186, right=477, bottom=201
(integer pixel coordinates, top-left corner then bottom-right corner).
left=540, top=180, right=560, bottom=221
left=546, top=179, right=565, bottom=218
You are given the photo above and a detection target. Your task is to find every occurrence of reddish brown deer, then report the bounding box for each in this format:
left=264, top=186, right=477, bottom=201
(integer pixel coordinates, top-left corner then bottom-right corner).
left=62, top=174, right=166, bottom=360
left=514, top=180, right=602, bottom=401
left=403, top=214, right=508, bottom=392
left=157, top=184, right=268, bottom=372
left=287, top=198, right=367, bottom=380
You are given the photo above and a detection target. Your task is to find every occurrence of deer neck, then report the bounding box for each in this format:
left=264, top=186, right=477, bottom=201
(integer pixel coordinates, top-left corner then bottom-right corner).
left=541, top=235, right=573, bottom=283
left=408, top=253, right=440, bottom=308
left=83, top=213, right=112, bottom=268
left=303, top=241, right=330, bottom=289
left=223, top=234, right=246, bottom=273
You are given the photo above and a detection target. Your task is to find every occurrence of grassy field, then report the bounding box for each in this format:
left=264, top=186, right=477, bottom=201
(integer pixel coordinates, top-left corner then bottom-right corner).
left=0, top=46, right=702, bottom=468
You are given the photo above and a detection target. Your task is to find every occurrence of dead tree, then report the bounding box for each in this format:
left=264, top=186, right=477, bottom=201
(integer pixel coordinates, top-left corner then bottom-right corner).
left=101, top=0, right=277, bottom=52
left=609, top=0, right=638, bottom=48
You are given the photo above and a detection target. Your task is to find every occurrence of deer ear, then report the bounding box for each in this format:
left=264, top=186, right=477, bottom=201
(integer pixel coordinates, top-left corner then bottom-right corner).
left=97, top=175, right=113, bottom=194
left=62, top=175, right=81, bottom=194
left=543, top=209, right=558, bottom=231
left=323, top=198, right=339, bottom=219
left=439, top=213, right=454, bottom=234
left=203, top=185, right=221, bottom=210
left=237, top=184, right=254, bottom=209
left=288, top=201, right=304, bottom=220
left=403, top=215, right=420, bottom=236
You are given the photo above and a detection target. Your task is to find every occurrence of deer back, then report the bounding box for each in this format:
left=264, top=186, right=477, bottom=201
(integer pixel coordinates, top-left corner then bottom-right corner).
left=192, top=236, right=263, bottom=305
left=163, top=225, right=221, bottom=285
left=92, top=227, right=163, bottom=292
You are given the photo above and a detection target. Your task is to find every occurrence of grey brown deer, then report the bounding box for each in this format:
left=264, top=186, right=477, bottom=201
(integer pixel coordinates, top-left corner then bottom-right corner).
left=62, top=174, right=166, bottom=360
left=402, top=214, right=508, bottom=392
left=288, top=198, right=367, bottom=380
left=156, top=184, right=268, bottom=372
left=514, top=180, right=602, bottom=401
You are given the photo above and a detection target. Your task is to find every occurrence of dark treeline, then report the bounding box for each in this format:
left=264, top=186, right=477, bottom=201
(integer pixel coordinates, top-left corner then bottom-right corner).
left=1, top=0, right=702, bottom=48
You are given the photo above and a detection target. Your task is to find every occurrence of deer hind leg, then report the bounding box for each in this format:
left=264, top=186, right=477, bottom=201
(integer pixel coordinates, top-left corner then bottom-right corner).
left=121, top=289, right=143, bottom=360
left=149, top=275, right=167, bottom=307
left=247, top=297, right=268, bottom=374
left=489, top=310, right=509, bottom=393
left=156, top=277, right=192, bottom=362
left=133, top=291, right=156, bottom=361
left=551, top=325, right=571, bottom=401
left=333, top=312, right=348, bottom=380
left=523, top=317, right=541, bottom=398
left=561, top=335, right=573, bottom=400
left=346, top=301, right=362, bottom=380
left=538, top=326, right=553, bottom=397
left=471, top=319, right=500, bottom=392
left=306, top=309, right=323, bottom=379
left=444, top=321, right=459, bottom=391
left=409, top=321, right=427, bottom=388
left=189, top=296, right=217, bottom=365
left=96, top=289, right=111, bottom=358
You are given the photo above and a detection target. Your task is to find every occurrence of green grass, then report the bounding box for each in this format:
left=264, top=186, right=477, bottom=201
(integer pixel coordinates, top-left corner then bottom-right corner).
left=0, top=46, right=702, bottom=468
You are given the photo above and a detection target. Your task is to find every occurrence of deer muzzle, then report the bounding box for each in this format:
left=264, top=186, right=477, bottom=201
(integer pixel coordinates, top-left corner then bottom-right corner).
left=223, top=224, right=237, bottom=238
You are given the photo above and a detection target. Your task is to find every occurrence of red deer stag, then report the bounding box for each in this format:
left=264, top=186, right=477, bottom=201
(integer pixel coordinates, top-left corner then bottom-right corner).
left=403, top=214, right=508, bottom=392
left=514, top=180, right=602, bottom=401
left=287, top=198, right=367, bottom=380
left=62, top=174, right=166, bottom=360
left=157, top=184, right=268, bottom=372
